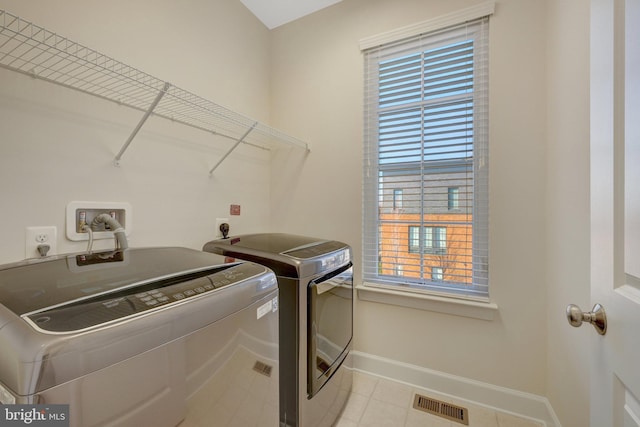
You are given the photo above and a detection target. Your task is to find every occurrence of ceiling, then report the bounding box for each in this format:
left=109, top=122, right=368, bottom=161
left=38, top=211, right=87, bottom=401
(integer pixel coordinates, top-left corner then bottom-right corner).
left=239, top=0, right=343, bottom=29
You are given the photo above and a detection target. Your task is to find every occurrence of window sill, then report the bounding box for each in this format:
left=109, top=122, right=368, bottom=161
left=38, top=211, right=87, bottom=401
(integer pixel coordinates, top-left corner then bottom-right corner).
left=357, top=282, right=498, bottom=321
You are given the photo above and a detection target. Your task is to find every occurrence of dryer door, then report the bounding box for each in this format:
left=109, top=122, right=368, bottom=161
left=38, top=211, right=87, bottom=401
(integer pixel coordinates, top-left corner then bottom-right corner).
left=307, top=263, right=352, bottom=397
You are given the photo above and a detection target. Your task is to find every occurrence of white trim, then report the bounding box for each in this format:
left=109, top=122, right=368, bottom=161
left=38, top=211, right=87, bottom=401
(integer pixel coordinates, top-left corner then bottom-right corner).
left=357, top=282, right=498, bottom=320
left=359, top=1, right=495, bottom=51
left=351, top=351, right=562, bottom=427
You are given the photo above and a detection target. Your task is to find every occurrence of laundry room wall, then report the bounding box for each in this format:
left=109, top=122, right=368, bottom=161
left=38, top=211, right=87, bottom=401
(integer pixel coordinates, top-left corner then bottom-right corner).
left=545, top=0, right=591, bottom=425
left=269, top=0, right=550, bottom=399
left=0, top=0, right=278, bottom=263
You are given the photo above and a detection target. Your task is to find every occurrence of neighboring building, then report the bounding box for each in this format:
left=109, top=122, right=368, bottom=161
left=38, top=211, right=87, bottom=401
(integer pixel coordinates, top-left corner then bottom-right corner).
left=378, top=161, right=473, bottom=286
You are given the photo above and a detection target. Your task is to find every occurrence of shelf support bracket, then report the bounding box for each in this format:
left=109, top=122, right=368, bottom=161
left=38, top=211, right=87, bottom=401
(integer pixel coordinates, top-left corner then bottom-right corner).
left=114, top=82, right=171, bottom=166
left=209, top=122, right=258, bottom=176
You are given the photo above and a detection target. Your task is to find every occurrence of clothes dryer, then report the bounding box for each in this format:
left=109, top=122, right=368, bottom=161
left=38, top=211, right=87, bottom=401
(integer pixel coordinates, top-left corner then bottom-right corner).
left=203, top=233, right=353, bottom=427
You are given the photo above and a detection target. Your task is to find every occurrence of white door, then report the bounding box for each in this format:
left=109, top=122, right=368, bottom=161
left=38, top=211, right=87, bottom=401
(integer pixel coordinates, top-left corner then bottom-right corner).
left=590, top=0, right=640, bottom=425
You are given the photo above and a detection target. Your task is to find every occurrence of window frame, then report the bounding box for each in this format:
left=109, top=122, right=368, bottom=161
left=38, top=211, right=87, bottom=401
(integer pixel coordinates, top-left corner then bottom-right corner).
left=361, top=8, right=491, bottom=301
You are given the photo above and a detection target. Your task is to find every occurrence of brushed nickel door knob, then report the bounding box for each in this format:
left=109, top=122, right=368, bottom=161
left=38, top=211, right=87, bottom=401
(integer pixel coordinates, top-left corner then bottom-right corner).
left=566, top=303, right=607, bottom=335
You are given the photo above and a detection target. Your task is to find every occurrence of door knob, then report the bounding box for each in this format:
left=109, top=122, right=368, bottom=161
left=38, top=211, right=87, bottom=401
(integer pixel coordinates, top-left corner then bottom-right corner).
left=566, top=303, right=607, bottom=335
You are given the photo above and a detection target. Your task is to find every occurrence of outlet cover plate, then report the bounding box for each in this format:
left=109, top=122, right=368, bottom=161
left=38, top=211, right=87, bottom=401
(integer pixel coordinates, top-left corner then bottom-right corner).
left=25, top=226, right=57, bottom=259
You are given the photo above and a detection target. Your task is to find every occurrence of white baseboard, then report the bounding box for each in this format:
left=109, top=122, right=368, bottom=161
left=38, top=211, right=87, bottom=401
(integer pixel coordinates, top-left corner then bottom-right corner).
left=351, top=351, right=562, bottom=427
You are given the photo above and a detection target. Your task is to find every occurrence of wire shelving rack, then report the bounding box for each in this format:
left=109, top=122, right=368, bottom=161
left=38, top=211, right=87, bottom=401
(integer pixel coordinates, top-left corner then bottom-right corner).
left=0, top=9, right=309, bottom=174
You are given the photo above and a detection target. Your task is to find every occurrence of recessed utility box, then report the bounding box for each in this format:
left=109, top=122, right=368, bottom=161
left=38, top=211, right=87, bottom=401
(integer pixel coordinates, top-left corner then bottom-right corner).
left=66, top=201, right=132, bottom=242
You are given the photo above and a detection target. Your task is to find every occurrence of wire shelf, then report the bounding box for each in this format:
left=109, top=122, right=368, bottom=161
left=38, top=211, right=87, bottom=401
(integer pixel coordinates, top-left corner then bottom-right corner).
left=0, top=9, right=309, bottom=172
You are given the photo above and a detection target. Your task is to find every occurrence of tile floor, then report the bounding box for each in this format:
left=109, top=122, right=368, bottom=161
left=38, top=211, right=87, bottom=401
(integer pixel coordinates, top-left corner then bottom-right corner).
left=333, top=371, right=544, bottom=427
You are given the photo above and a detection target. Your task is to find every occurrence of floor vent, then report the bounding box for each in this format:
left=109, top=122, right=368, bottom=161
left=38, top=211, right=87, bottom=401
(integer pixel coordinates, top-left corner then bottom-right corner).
left=253, top=361, right=272, bottom=377
left=412, top=394, right=469, bottom=425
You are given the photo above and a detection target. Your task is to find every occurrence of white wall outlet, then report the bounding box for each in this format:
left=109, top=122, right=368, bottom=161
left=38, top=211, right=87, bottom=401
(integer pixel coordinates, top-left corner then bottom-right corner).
left=25, top=226, right=57, bottom=259
left=215, top=218, right=230, bottom=239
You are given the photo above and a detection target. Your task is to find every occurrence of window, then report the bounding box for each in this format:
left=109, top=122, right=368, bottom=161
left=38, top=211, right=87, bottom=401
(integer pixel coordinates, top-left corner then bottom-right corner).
left=362, top=13, right=490, bottom=298
left=431, top=267, right=444, bottom=281
left=448, top=187, right=460, bottom=210
left=393, top=189, right=403, bottom=210
left=408, top=226, right=447, bottom=254
left=408, top=226, right=420, bottom=253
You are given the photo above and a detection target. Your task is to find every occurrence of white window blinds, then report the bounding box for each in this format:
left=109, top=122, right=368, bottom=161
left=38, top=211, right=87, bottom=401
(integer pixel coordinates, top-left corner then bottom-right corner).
left=362, top=16, right=489, bottom=299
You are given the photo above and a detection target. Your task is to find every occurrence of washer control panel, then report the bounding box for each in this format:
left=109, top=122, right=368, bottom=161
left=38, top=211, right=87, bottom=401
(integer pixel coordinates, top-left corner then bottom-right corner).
left=26, top=262, right=265, bottom=333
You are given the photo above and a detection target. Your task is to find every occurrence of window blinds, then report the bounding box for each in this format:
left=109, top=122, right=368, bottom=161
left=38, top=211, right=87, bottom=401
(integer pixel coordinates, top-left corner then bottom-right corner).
left=362, top=17, right=489, bottom=299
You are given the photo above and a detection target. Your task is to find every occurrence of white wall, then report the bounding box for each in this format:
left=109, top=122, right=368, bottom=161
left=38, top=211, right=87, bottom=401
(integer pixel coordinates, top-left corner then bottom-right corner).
left=545, top=1, right=591, bottom=426
left=0, top=0, right=275, bottom=263
left=270, top=0, right=549, bottom=396
left=0, top=1, right=594, bottom=424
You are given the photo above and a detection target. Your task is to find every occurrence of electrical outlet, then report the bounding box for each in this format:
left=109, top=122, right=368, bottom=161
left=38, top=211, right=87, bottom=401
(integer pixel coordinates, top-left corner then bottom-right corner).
left=215, top=218, right=229, bottom=239
left=25, top=226, right=57, bottom=259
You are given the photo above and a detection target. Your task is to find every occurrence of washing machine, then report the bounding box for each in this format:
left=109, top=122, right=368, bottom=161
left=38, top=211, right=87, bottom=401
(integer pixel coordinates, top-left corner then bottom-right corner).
left=203, top=233, right=353, bottom=427
left=0, top=247, right=279, bottom=427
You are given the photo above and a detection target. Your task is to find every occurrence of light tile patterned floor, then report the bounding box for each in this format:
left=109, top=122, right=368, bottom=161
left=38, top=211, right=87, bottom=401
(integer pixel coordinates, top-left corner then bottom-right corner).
left=333, top=371, right=544, bottom=427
